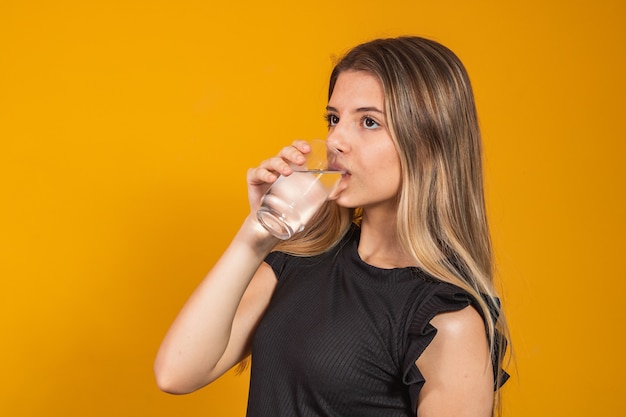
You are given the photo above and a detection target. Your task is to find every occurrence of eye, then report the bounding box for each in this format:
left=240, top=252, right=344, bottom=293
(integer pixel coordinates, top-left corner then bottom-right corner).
left=325, top=113, right=339, bottom=127
left=362, top=116, right=380, bottom=129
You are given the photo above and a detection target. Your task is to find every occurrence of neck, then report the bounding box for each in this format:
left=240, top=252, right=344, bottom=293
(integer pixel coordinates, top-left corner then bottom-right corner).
left=358, top=209, right=417, bottom=269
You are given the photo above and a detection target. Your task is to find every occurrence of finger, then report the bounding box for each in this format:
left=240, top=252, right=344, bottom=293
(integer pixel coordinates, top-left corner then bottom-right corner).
left=247, top=167, right=276, bottom=185
left=290, top=140, right=312, bottom=154
left=263, top=155, right=294, bottom=176
left=275, top=146, right=306, bottom=170
left=249, top=141, right=312, bottom=185
left=247, top=157, right=291, bottom=184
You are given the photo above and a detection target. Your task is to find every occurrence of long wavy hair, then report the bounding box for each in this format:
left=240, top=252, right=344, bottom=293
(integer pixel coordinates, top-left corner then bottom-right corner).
left=274, top=36, right=509, bottom=414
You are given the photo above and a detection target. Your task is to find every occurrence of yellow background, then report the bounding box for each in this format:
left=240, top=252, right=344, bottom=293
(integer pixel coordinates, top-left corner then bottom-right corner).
left=1, top=1, right=624, bottom=416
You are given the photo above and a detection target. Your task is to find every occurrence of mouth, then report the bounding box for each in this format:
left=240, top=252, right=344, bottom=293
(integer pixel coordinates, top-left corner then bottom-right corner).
left=328, top=162, right=348, bottom=174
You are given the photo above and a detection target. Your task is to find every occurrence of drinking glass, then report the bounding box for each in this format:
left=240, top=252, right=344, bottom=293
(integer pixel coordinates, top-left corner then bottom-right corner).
left=256, top=140, right=348, bottom=240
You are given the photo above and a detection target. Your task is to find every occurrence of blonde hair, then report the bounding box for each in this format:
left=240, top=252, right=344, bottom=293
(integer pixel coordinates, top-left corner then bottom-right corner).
left=275, top=36, right=509, bottom=414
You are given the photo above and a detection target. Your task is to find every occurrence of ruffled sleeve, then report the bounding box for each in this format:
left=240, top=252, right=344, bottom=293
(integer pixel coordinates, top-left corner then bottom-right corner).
left=401, top=282, right=509, bottom=411
left=401, top=283, right=472, bottom=410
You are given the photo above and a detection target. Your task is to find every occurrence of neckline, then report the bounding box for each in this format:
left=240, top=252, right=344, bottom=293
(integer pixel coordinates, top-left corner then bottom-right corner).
left=343, top=224, right=423, bottom=283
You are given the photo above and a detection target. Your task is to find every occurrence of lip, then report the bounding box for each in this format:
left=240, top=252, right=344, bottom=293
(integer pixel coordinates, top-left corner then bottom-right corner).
left=328, top=159, right=350, bottom=173
left=329, top=172, right=349, bottom=199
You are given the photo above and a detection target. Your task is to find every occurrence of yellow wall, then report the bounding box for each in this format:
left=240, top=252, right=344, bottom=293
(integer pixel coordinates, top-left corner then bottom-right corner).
left=1, top=1, right=624, bottom=416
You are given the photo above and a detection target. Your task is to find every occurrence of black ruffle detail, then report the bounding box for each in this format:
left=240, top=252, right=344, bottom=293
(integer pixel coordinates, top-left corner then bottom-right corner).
left=401, top=283, right=509, bottom=411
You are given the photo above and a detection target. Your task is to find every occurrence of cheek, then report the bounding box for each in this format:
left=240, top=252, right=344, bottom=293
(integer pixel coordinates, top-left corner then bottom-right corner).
left=386, top=166, right=403, bottom=196
left=367, top=149, right=402, bottom=194
left=379, top=148, right=403, bottom=182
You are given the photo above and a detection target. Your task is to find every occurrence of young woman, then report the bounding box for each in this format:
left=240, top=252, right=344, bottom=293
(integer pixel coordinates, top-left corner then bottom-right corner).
left=155, top=36, right=509, bottom=417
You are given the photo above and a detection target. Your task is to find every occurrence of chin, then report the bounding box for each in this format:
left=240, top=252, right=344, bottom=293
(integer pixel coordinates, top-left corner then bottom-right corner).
left=332, top=195, right=357, bottom=209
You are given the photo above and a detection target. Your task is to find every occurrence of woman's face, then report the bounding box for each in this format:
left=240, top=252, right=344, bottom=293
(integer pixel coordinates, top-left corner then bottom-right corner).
left=326, top=70, right=402, bottom=213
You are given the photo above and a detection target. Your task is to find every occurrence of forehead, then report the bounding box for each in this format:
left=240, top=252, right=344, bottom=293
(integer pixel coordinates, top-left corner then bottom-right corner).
left=329, top=71, right=384, bottom=107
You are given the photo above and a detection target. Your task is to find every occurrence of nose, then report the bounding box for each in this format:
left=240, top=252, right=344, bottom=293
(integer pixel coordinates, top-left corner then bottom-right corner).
left=326, top=124, right=350, bottom=155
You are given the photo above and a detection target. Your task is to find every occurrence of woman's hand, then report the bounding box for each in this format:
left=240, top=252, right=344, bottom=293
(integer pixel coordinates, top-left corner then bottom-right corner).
left=246, top=140, right=311, bottom=212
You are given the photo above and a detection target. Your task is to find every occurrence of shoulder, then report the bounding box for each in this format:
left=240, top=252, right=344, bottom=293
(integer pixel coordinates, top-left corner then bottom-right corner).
left=417, top=304, right=490, bottom=376
left=428, top=304, right=487, bottom=343
left=265, top=225, right=356, bottom=278
left=419, top=303, right=491, bottom=371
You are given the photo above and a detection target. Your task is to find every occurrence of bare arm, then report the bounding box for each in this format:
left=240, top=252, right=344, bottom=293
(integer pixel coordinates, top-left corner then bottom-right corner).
left=154, top=217, right=278, bottom=394
left=416, top=306, right=495, bottom=417
left=154, top=141, right=311, bottom=394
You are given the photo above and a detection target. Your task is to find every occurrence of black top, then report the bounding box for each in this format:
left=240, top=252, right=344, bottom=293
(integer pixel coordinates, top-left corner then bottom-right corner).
left=247, top=224, right=505, bottom=417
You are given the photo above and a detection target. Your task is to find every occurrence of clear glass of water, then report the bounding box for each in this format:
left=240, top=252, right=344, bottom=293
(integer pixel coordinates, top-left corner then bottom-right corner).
left=256, top=140, right=348, bottom=240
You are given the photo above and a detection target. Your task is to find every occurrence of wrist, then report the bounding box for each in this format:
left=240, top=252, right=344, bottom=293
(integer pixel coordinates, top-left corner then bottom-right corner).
left=237, top=214, right=280, bottom=253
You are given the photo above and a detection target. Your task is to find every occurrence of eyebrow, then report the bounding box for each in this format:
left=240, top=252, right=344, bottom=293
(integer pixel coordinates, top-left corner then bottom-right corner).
left=326, top=105, right=385, bottom=114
